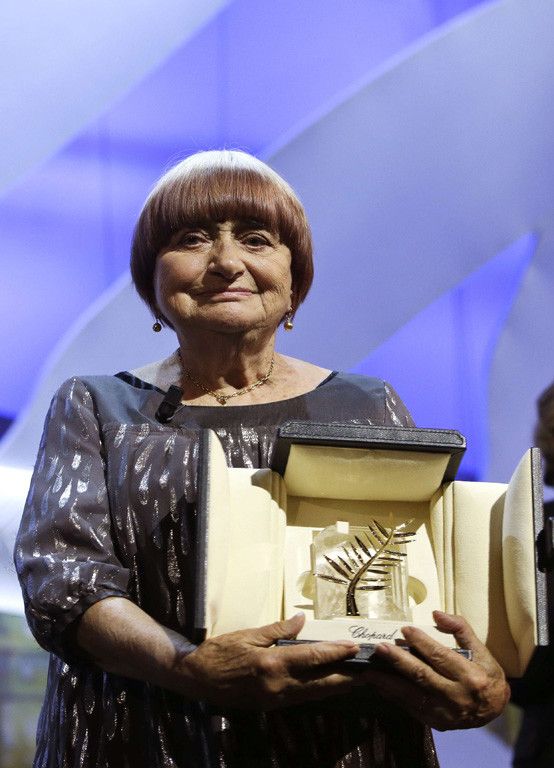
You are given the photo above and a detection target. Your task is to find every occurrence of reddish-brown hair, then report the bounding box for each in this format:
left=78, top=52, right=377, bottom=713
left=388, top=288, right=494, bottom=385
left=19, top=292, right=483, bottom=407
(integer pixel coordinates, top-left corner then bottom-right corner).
left=131, top=150, right=313, bottom=325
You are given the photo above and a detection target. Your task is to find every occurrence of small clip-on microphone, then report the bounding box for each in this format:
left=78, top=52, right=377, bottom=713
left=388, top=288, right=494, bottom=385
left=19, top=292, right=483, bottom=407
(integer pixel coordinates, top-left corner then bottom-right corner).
left=155, top=385, right=183, bottom=423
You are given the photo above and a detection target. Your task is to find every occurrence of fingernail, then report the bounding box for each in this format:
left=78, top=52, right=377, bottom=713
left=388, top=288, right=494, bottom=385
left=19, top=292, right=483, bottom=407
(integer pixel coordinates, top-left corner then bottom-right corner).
left=374, top=643, right=390, bottom=655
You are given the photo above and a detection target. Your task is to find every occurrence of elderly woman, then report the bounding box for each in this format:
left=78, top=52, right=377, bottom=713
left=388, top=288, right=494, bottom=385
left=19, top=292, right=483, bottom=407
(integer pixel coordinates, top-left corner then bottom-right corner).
left=15, top=150, right=508, bottom=768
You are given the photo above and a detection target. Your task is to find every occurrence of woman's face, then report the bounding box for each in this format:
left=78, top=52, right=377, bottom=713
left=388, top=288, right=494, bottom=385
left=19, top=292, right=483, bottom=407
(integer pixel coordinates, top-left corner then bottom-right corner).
left=153, top=219, right=293, bottom=336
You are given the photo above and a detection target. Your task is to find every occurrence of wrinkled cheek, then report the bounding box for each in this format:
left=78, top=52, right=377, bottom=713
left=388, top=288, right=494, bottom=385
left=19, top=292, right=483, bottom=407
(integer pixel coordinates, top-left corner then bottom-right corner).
left=154, top=268, right=186, bottom=316
left=158, top=292, right=194, bottom=325
left=153, top=265, right=173, bottom=301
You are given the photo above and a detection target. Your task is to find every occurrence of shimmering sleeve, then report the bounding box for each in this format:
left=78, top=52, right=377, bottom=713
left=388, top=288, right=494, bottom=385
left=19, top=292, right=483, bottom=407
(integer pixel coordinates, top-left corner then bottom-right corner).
left=383, top=382, right=415, bottom=427
left=14, top=377, right=130, bottom=659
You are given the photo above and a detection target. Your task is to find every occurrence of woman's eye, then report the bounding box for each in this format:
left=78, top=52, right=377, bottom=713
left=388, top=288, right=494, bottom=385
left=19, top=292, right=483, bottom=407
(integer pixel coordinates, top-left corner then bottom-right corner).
left=180, top=232, right=207, bottom=247
left=242, top=233, right=270, bottom=247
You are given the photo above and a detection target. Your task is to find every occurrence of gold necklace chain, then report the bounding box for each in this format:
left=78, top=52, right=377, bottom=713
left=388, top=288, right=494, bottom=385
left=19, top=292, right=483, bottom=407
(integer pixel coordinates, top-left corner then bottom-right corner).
left=181, top=354, right=275, bottom=405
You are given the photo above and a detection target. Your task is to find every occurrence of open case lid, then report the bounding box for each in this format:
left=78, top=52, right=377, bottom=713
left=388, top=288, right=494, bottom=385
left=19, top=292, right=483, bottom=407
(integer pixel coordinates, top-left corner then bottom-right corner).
left=271, top=422, right=466, bottom=501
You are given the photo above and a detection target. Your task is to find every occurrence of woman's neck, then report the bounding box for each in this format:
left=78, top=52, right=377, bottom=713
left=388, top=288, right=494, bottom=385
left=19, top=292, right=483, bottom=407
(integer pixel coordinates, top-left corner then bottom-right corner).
left=171, top=329, right=332, bottom=407
left=176, top=328, right=277, bottom=393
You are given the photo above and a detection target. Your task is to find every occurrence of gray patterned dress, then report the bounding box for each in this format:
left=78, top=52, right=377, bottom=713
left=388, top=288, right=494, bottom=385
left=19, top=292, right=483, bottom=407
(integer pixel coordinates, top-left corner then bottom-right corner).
left=15, top=362, right=439, bottom=768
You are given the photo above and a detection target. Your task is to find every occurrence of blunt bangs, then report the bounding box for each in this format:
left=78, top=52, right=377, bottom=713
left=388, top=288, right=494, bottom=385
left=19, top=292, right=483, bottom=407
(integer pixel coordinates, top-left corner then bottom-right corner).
left=131, top=151, right=313, bottom=322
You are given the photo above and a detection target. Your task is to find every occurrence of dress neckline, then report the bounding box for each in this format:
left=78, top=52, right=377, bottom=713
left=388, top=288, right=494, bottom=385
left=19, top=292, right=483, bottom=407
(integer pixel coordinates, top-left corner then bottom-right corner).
left=175, top=370, right=339, bottom=410
left=116, top=369, right=340, bottom=411
left=121, top=351, right=340, bottom=410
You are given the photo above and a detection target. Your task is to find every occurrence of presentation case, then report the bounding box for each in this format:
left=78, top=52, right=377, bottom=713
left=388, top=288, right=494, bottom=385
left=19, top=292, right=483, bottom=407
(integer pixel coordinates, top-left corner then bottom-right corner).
left=194, top=422, right=548, bottom=677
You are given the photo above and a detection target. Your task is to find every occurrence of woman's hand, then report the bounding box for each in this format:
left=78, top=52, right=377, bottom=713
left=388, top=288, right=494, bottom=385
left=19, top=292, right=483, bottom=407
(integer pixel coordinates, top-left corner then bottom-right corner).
left=174, top=612, right=363, bottom=710
left=365, top=610, right=510, bottom=730
left=78, top=599, right=364, bottom=709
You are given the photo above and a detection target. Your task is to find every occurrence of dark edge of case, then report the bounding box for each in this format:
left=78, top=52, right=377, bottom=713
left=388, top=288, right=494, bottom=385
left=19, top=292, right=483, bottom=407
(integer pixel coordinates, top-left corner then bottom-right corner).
left=193, top=429, right=210, bottom=645
left=508, top=449, right=551, bottom=698
left=532, top=447, right=549, bottom=647
left=275, top=639, right=472, bottom=664
left=271, top=422, right=466, bottom=481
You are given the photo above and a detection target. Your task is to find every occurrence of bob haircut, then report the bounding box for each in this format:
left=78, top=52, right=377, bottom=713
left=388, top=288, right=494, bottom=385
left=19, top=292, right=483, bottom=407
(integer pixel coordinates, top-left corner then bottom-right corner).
left=131, top=150, right=313, bottom=326
left=535, top=380, right=554, bottom=486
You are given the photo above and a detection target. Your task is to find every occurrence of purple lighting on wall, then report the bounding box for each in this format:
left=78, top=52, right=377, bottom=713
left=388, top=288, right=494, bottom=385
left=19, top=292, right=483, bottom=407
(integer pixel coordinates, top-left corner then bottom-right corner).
left=353, top=232, right=537, bottom=480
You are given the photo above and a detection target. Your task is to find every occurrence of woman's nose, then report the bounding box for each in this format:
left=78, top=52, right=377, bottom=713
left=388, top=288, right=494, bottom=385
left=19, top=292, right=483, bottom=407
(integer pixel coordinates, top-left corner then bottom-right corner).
left=207, top=237, right=245, bottom=278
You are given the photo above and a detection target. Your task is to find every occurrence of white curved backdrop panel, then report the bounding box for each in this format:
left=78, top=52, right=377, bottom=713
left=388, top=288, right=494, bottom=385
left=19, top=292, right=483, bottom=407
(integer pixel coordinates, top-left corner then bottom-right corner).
left=0, top=0, right=230, bottom=193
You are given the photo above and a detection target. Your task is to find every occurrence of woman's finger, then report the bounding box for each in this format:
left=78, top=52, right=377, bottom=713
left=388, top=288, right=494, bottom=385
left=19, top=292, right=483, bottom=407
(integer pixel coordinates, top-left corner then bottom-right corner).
left=372, top=639, right=454, bottom=692
left=279, top=640, right=361, bottom=670
left=432, top=611, right=499, bottom=670
left=398, top=625, right=472, bottom=681
left=244, top=613, right=360, bottom=669
left=247, top=612, right=307, bottom=646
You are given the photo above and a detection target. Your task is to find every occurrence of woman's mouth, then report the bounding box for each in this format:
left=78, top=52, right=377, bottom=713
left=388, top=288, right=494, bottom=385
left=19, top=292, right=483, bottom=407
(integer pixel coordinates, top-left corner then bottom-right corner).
left=197, top=287, right=255, bottom=299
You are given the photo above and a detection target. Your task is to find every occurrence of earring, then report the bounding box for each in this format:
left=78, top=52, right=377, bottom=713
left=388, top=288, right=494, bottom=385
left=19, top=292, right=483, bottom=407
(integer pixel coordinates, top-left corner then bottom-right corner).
left=283, top=310, right=294, bottom=331
left=152, top=318, right=162, bottom=333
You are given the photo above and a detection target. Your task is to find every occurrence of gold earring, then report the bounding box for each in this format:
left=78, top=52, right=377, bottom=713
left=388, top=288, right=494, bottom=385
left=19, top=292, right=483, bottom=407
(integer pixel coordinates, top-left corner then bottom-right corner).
left=283, top=310, right=294, bottom=331
left=152, top=318, right=162, bottom=333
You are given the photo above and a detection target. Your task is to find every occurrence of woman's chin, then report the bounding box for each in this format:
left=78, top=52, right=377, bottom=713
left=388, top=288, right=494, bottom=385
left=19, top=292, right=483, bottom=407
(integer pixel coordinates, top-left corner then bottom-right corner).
left=175, top=311, right=280, bottom=337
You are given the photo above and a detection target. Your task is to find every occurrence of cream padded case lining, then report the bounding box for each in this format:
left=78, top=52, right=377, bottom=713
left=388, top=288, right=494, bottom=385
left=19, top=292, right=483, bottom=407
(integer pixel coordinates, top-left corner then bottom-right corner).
left=201, top=431, right=538, bottom=677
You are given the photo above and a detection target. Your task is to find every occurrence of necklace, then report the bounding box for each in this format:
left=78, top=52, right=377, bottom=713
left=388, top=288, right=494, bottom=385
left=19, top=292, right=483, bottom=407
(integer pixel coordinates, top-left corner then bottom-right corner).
left=181, top=354, right=275, bottom=405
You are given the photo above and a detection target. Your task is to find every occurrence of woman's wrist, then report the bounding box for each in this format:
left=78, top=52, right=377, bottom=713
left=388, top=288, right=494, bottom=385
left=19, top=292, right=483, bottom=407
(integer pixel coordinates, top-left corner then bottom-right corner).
left=76, top=596, right=198, bottom=694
